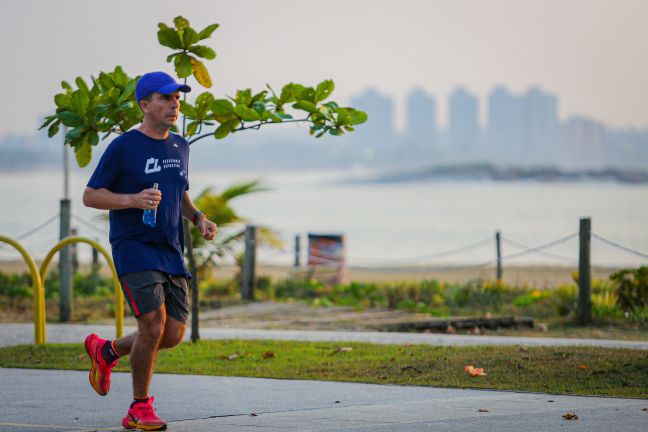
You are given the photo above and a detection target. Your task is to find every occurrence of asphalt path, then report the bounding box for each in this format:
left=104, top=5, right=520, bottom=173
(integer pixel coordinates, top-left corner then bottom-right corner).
left=0, top=368, right=646, bottom=432
left=1, top=323, right=647, bottom=431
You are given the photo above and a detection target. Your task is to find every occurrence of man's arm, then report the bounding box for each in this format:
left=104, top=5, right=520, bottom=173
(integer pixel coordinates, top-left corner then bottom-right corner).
left=83, top=187, right=161, bottom=211
left=182, top=191, right=218, bottom=241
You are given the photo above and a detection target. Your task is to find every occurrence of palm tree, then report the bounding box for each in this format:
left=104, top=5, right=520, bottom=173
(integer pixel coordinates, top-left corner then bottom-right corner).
left=189, top=179, right=283, bottom=280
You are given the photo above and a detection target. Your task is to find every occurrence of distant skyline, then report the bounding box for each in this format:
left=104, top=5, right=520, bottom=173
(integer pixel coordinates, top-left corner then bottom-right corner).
left=1, top=0, right=647, bottom=137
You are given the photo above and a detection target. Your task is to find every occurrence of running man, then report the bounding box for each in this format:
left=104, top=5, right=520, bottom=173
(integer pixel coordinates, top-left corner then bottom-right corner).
left=82, top=71, right=218, bottom=431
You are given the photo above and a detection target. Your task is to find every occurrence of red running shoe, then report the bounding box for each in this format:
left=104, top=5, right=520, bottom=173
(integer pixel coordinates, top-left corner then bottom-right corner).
left=84, top=333, right=117, bottom=396
left=122, top=397, right=167, bottom=431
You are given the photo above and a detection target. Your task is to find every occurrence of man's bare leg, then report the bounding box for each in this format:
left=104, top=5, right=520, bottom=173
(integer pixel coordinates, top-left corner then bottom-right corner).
left=130, top=307, right=166, bottom=398
left=112, top=313, right=186, bottom=356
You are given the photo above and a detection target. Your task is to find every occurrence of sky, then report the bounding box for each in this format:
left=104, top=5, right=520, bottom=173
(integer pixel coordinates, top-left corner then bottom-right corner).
left=1, top=0, right=647, bottom=137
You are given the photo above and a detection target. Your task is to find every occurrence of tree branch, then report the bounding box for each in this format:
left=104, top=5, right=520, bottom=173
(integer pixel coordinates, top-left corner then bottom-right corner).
left=187, top=117, right=312, bottom=145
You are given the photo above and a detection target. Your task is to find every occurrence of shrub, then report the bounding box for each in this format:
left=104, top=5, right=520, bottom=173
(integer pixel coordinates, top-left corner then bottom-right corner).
left=199, top=278, right=239, bottom=299
left=611, top=267, right=648, bottom=312
left=513, top=289, right=549, bottom=308
left=0, top=271, right=32, bottom=298
left=550, top=284, right=577, bottom=317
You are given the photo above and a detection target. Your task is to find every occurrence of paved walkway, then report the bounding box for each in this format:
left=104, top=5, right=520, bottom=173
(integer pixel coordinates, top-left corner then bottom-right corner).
left=1, top=368, right=647, bottom=432
left=1, top=324, right=647, bottom=431
left=1, top=322, right=648, bottom=350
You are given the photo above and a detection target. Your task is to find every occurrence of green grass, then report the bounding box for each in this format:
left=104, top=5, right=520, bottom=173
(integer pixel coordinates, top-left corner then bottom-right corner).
left=1, top=340, right=647, bottom=398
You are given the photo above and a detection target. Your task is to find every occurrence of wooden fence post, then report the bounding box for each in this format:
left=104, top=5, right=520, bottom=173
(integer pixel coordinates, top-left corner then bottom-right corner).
left=241, top=225, right=258, bottom=300
left=294, top=234, right=301, bottom=268
left=495, top=231, right=502, bottom=282
left=578, top=217, right=592, bottom=325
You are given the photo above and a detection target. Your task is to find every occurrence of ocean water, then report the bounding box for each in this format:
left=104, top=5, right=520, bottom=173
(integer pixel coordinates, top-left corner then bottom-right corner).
left=0, top=169, right=647, bottom=268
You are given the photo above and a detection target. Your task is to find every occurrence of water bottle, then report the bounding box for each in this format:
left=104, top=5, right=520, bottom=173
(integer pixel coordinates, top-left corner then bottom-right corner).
left=142, top=183, right=159, bottom=227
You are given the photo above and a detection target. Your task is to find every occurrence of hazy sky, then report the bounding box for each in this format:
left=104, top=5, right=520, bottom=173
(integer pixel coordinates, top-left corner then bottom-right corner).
left=1, top=0, right=647, bottom=136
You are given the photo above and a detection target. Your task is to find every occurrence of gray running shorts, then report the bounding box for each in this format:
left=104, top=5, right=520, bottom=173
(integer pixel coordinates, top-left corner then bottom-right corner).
left=119, top=270, right=189, bottom=323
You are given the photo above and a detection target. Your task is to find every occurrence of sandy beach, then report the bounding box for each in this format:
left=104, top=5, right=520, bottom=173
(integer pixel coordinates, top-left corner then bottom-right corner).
left=0, top=259, right=620, bottom=288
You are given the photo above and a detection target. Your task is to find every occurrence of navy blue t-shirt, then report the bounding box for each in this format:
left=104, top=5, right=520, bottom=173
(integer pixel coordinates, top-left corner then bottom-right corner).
left=87, top=129, right=191, bottom=278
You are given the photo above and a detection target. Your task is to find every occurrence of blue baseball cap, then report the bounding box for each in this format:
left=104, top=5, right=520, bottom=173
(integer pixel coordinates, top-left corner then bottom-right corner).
left=135, top=71, right=191, bottom=103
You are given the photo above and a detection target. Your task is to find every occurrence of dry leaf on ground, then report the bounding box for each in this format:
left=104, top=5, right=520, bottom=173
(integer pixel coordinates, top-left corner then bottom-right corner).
left=578, top=364, right=589, bottom=369
left=478, top=408, right=490, bottom=412
left=334, top=347, right=353, bottom=354
left=465, top=365, right=487, bottom=377
left=220, top=353, right=239, bottom=361
left=262, top=351, right=276, bottom=359
left=562, top=412, right=579, bottom=420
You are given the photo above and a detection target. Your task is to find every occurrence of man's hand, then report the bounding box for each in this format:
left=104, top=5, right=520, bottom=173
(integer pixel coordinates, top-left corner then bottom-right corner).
left=196, top=217, right=218, bottom=241
left=132, top=188, right=162, bottom=210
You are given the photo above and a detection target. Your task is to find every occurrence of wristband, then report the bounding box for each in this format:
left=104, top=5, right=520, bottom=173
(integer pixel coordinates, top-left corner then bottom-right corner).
left=192, top=210, right=205, bottom=226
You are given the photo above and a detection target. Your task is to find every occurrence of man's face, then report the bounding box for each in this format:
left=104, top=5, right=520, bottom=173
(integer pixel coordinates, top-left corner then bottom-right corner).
left=141, top=91, right=181, bottom=130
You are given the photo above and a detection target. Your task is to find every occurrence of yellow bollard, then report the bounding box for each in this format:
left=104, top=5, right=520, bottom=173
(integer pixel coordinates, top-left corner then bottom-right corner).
left=0, top=236, right=45, bottom=344
left=40, top=236, right=124, bottom=339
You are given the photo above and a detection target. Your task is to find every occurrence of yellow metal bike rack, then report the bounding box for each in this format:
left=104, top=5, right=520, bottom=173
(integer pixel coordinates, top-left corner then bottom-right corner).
left=0, top=235, right=46, bottom=344
left=40, top=236, right=124, bottom=340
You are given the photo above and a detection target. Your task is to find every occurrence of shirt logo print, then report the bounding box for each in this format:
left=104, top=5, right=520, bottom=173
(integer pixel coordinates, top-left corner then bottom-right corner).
left=144, top=158, right=161, bottom=174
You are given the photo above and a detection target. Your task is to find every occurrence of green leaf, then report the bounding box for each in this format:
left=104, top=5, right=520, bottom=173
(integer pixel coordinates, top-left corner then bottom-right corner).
left=39, top=115, right=56, bottom=129
left=198, top=23, right=220, bottom=40
left=66, top=126, right=85, bottom=140
left=175, top=54, right=193, bottom=78
left=235, top=89, right=252, bottom=106
left=166, top=52, right=181, bottom=63
left=189, top=45, right=216, bottom=60
left=182, top=27, right=200, bottom=48
left=116, top=80, right=137, bottom=104
left=274, top=112, right=293, bottom=120
left=329, top=128, right=342, bottom=136
left=158, top=22, right=168, bottom=30
left=88, top=131, right=99, bottom=146
left=70, top=91, right=90, bottom=114
left=295, top=86, right=315, bottom=102
left=350, top=110, right=368, bottom=125
left=234, top=104, right=260, bottom=121
left=293, top=100, right=318, bottom=114
left=316, top=130, right=326, bottom=138
left=47, top=121, right=60, bottom=137
left=262, top=111, right=282, bottom=123
left=180, top=101, right=198, bottom=118
left=98, top=72, right=114, bottom=90
left=279, top=83, right=296, bottom=103
left=186, top=121, right=199, bottom=136
left=54, top=94, right=70, bottom=109
left=113, top=66, right=128, bottom=87
left=252, top=91, right=268, bottom=103
left=190, top=57, right=212, bottom=88
left=61, top=81, right=72, bottom=91
left=75, top=77, right=89, bottom=94
left=195, top=92, right=214, bottom=107
left=315, top=80, right=334, bottom=102
left=173, top=16, right=190, bottom=30
left=158, top=28, right=183, bottom=50
left=211, top=99, right=235, bottom=116
left=336, top=108, right=350, bottom=126
left=252, top=101, right=266, bottom=115
left=58, top=111, right=83, bottom=127
left=214, top=119, right=238, bottom=139
left=75, top=137, right=92, bottom=167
